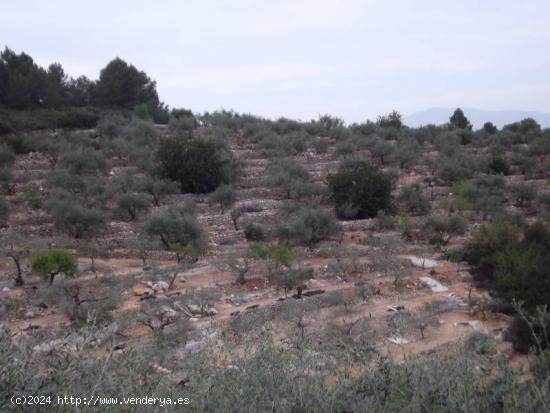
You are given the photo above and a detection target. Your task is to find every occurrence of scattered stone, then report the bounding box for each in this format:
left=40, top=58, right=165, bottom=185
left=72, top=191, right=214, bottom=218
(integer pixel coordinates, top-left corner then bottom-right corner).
left=419, top=276, right=448, bottom=292
left=409, top=256, right=437, bottom=269
left=183, top=340, right=203, bottom=354
left=152, top=281, right=169, bottom=292
left=245, top=304, right=259, bottom=311
left=24, top=310, right=38, bottom=319
left=152, top=364, right=171, bottom=375
left=160, top=306, right=177, bottom=320
left=203, top=307, right=218, bottom=316
left=230, top=311, right=241, bottom=316
left=187, top=304, right=202, bottom=315
left=133, top=287, right=149, bottom=297
left=387, top=305, right=405, bottom=312
left=2, top=287, right=10, bottom=292
left=189, top=317, right=199, bottom=322
left=388, top=337, right=409, bottom=345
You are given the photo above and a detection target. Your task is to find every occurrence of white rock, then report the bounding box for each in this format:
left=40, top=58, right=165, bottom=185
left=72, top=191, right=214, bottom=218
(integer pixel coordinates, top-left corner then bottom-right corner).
left=388, top=337, right=409, bottom=345
left=187, top=304, right=202, bottom=315
left=419, top=276, right=448, bottom=292
left=152, top=281, right=169, bottom=292
left=203, top=307, right=218, bottom=316
left=409, top=256, right=437, bottom=269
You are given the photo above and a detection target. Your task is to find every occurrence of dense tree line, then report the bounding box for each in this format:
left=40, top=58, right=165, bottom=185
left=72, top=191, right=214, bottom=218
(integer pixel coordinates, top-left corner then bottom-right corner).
left=0, top=47, right=167, bottom=126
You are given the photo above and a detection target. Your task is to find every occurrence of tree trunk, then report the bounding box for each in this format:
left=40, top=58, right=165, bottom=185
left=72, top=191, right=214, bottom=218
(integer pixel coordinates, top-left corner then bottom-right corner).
left=49, top=272, right=58, bottom=286
left=10, top=256, right=24, bottom=286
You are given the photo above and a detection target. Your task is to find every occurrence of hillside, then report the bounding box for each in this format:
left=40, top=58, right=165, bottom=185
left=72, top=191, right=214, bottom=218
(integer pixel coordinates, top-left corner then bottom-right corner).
left=1, top=110, right=550, bottom=411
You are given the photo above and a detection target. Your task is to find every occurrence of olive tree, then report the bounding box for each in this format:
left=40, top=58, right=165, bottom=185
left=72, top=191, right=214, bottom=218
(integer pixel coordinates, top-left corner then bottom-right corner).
left=48, top=199, right=106, bottom=238
left=368, top=236, right=406, bottom=287
left=1, top=233, right=30, bottom=286
left=274, top=206, right=340, bottom=249
left=208, top=183, right=236, bottom=213
left=143, top=205, right=207, bottom=253
left=31, top=249, right=78, bottom=285
left=421, top=214, right=467, bottom=247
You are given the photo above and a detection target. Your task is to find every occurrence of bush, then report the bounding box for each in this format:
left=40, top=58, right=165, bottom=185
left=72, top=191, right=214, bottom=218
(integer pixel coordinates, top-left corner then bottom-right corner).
left=465, top=331, right=497, bottom=355
left=436, top=153, right=476, bottom=184
left=327, top=160, right=392, bottom=219
left=421, top=214, right=467, bottom=246
left=49, top=199, right=106, bottom=238
left=143, top=205, right=207, bottom=252
left=59, top=148, right=108, bottom=175
left=31, top=249, right=78, bottom=285
left=56, top=107, right=99, bottom=129
left=17, top=182, right=41, bottom=208
left=465, top=221, right=521, bottom=276
left=374, top=210, right=395, bottom=230
left=96, top=113, right=128, bottom=138
left=265, top=158, right=312, bottom=199
left=396, top=184, right=430, bottom=215
left=230, top=208, right=241, bottom=230
left=155, top=134, right=237, bottom=193
left=208, top=183, right=236, bottom=213
left=115, top=192, right=151, bottom=221
left=370, top=140, right=395, bottom=165
left=274, top=207, right=340, bottom=248
left=243, top=221, right=268, bottom=241
left=0, top=142, right=16, bottom=166
left=273, top=267, right=314, bottom=297
left=138, top=176, right=179, bottom=206
left=488, top=156, right=510, bottom=175
left=249, top=242, right=294, bottom=279
left=510, top=183, right=536, bottom=207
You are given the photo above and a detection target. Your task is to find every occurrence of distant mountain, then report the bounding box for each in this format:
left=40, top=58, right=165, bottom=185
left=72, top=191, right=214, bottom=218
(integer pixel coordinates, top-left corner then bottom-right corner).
left=404, top=108, right=550, bottom=129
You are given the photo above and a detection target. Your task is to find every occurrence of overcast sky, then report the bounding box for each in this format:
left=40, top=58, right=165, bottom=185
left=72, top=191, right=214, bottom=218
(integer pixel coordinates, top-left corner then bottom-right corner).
left=3, top=0, right=550, bottom=122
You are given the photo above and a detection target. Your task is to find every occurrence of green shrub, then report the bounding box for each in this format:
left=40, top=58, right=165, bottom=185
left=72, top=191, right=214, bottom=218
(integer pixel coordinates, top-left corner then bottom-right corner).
left=273, top=207, right=340, bottom=248
left=327, top=160, right=392, bottom=219
left=510, top=183, right=536, bottom=207
left=249, top=242, right=294, bottom=279
left=208, top=183, right=236, bottom=213
left=0, top=142, right=16, bottom=166
left=138, top=176, right=179, bottom=206
left=17, top=182, right=41, bottom=208
left=243, top=221, right=268, bottom=241
left=115, top=192, right=151, bottom=221
left=31, top=249, right=78, bottom=285
left=230, top=208, right=241, bottom=230
left=143, top=205, right=207, bottom=252
left=421, top=214, right=467, bottom=246
left=56, top=107, right=99, bottom=129
left=155, top=134, right=237, bottom=193
left=265, top=158, right=312, bottom=199
left=273, top=267, right=314, bottom=297
left=396, top=183, right=430, bottom=215
left=488, top=156, right=510, bottom=175
left=49, top=199, right=106, bottom=238
left=60, top=148, right=108, bottom=175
